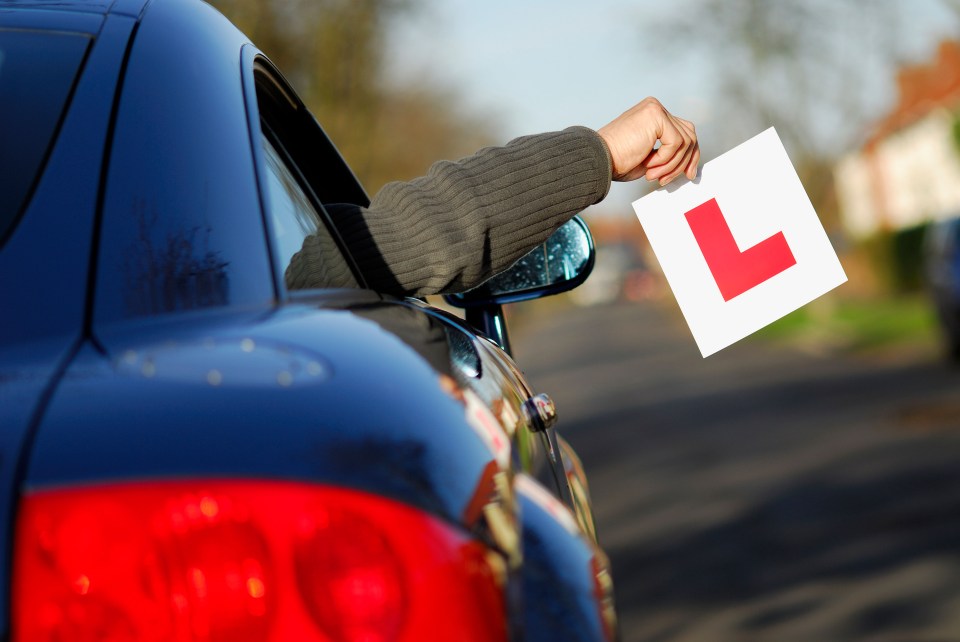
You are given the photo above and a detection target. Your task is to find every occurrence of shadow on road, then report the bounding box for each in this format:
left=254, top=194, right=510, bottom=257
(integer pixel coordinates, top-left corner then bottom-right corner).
left=515, top=301, right=960, bottom=641
left=611, top=460, right=960, bottom=640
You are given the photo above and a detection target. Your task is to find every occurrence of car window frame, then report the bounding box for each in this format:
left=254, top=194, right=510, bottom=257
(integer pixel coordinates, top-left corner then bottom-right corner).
left=240, top=47, right=372, bottom=298
left=259, top=120, right=362, bottom=290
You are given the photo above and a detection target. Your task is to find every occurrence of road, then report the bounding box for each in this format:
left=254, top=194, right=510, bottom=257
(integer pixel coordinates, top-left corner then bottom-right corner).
left=513, top=300, right=960, bottom=642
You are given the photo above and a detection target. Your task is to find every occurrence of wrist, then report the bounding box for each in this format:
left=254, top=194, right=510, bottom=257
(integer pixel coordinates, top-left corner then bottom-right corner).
left=596, top=126, right=623, bottom=181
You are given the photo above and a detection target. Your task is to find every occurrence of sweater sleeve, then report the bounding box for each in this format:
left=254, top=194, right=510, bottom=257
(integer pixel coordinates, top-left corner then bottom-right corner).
left=287, top=126, right=612, bottom=296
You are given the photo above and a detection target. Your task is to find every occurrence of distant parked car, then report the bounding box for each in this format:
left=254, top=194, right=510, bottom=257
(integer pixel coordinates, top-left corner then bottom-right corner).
left=924, top=216, right=960, bottom=358
left=0, top=1, right=615, bottom=640
left=570, top=242, right=655, bottom=306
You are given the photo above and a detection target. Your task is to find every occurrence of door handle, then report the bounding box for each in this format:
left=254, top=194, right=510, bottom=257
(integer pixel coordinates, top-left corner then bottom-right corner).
left=522, top=393, right=557, bottom=432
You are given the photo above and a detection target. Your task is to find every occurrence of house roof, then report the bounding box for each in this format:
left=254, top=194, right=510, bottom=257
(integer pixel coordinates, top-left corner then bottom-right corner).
left=866, top=39, right=960, bottom=149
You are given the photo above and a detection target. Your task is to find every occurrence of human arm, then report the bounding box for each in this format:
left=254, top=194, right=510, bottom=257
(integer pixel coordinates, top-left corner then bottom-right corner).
left=285, top=98, right=698, bottom=296
left=306, top=126, right=611, bottom=296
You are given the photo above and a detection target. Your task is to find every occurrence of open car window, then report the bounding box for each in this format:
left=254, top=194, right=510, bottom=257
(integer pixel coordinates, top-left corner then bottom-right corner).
left=260, top=129, right=359, bottom=290
left=252, top=58, right=368, bottom=293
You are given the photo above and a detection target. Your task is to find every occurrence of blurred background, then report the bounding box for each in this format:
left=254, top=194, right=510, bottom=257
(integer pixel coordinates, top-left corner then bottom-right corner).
left=212, top=1, right=960, bottom=640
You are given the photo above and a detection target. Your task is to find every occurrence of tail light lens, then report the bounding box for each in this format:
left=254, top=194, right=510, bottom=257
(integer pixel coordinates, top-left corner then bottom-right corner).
left=13, top=480, right=507, bottom=642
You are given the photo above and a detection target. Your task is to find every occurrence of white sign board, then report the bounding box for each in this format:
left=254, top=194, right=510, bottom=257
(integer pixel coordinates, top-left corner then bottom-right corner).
left=632, top=127, right=847, bottom=357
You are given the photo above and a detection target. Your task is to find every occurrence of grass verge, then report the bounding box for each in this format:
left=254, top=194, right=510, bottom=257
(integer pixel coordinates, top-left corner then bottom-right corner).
left=752, top=294, right=941, bottom=354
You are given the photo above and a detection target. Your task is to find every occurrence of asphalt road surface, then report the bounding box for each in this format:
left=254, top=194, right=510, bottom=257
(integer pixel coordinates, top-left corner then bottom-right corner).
left=513, top=300, right=960, bottom=642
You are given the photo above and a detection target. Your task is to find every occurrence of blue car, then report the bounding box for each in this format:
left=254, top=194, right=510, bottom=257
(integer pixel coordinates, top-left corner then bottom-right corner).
left=0, top=1, right=615, bottom=640
left=925, top=217, right=960, bottom=359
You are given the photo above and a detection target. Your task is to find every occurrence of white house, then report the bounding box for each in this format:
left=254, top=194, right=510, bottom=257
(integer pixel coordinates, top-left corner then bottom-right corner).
left=835, top=40, right=960, bottom=238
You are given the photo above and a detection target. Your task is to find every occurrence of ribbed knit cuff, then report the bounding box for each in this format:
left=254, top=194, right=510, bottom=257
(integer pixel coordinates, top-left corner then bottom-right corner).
left=564, top=125, right=613, bottom=201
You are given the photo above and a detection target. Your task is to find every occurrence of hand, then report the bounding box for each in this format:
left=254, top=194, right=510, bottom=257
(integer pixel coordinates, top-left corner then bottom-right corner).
left=598, top=97, right=700, bottom=186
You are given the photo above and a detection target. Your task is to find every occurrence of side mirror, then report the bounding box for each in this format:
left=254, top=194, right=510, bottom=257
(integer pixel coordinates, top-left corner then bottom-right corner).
left=444, top=215, right=595, bottom=308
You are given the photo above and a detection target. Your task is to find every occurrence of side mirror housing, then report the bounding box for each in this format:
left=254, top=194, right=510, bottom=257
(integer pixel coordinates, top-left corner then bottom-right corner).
left=444, top=215, right=595, bottom=308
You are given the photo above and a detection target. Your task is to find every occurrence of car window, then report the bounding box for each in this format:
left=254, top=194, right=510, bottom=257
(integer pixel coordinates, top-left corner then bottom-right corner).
left=260, top=132, right=359, bottom=290
left=261, top=135, right=324, bottom=268
left=253, top=60, right=365, bottom=292
left=0, top=30, right=89, bottom=248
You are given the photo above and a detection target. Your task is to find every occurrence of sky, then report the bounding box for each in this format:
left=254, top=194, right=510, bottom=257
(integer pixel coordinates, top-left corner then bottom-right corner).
left=386, top=1, right=710, bottom=138
left=385, top=1, right=960, bottom=213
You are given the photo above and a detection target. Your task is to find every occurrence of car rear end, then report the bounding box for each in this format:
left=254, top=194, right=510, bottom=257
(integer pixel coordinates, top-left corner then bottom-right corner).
left=0, top=1, right=616, bottom=640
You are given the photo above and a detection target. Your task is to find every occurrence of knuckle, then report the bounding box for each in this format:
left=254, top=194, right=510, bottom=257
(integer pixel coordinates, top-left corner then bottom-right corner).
left=640, top=96, right=663, bottom=113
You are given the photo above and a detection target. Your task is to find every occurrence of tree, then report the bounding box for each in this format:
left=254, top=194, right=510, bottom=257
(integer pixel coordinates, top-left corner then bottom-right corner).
left=210, top=0, right=496, bottom=193
left=644, top=0, right=915, bottom=227
left=651, top=1, right=911, bottom=155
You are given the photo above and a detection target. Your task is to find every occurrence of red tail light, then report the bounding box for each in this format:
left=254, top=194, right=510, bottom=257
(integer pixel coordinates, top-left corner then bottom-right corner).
left=12, top=480, right=507, bottom=642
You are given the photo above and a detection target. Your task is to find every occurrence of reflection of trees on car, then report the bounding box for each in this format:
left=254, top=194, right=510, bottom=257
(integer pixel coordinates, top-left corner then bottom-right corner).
left=122, top=201, right=230, bottom=317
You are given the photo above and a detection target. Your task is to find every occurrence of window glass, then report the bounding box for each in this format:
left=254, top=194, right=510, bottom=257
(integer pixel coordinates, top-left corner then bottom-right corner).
left=0, top=30, right=89, bottom=247
left=261, top=133, right=359, bottom=290
left=262, top=136, right=322, bottom=267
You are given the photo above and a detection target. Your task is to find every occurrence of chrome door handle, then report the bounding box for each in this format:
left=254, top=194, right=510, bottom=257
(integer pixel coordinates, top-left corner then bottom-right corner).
left=522, top=393, right=557, bottom=432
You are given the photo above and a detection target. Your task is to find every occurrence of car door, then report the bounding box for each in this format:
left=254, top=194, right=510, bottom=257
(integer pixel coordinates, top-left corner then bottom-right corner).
left=245, top=52, right=567, bottom=493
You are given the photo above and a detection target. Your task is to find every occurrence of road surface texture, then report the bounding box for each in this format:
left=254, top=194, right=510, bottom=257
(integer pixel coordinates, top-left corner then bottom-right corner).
left=513, top=300, right=960, bottom=642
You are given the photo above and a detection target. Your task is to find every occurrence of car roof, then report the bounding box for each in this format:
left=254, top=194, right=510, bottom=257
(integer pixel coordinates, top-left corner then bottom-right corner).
left=0, top=0, right=149, bottom=37
left=0, top=0, right=145, bottom=16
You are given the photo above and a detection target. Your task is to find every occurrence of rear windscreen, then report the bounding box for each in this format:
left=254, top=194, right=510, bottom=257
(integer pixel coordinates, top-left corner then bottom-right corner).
left=0, top=30, right=90, bottom=247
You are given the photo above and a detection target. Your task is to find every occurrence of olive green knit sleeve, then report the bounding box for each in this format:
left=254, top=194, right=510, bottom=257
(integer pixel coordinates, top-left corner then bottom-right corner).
left=289, top=126, right=612, bottom=296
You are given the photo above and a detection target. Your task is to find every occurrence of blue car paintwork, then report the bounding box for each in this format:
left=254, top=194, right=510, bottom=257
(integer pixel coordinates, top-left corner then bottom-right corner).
left=95, top=0, right=276, bottom=323
left=0, top=0, right=615, bottom=639
left=0, top=6, right=139, bottom=630
left=518, top=487, right=608, bottom=642
left=30, top=302, right=500, bottom=527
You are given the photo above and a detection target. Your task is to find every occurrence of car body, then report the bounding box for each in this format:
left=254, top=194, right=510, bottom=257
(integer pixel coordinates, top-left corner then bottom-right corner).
left=0, top=1, right=615, bottom=640
left=924, top=216, right=960, bottom=359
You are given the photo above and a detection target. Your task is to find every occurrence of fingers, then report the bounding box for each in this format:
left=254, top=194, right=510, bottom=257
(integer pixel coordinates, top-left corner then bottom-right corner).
left=598, top=97, right=700, bottom=186
left=644, top=114, right=697, bottom=185
left=677, top=117, right=700, bottom=180
left=672, top=117, right=699, bottom=180
left=685, top=139, right=701, bottom=180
